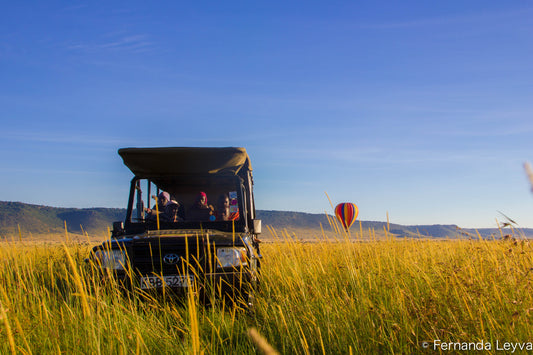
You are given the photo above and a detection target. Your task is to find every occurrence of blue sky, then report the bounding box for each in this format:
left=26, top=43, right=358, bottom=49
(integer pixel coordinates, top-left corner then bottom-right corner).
left=1, top=1, right=532, bottom=228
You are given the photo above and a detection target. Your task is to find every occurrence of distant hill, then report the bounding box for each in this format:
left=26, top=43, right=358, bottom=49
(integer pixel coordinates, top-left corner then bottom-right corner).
left=256, top=210, right=517, bottom=239
left=0, top=201, right=125, bottom=236
left=257, top=210, right=462, bottom=237
left=0, top=201, right=531, bottom=240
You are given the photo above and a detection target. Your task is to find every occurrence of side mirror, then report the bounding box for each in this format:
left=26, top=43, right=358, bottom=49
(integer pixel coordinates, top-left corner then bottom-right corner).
left=253, top=219, right=262, bottom=235
left=112, top=221, right=125, bottom=237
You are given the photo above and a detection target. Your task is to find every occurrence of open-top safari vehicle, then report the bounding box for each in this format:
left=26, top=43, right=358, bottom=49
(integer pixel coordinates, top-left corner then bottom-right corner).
left=88, top=147, right=262, bottom=305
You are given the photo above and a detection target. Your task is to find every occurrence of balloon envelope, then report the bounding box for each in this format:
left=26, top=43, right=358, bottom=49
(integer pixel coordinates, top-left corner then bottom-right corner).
left=334, top=203, right=359, bottom=230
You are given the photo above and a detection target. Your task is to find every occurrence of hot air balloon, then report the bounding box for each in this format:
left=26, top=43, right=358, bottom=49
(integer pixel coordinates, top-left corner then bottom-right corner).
left=334, top=203, right=359, bottom=231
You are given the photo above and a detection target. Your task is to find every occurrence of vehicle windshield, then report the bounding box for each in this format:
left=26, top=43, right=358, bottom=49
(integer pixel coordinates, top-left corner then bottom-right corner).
left=128, top=176, right=244, bottom=231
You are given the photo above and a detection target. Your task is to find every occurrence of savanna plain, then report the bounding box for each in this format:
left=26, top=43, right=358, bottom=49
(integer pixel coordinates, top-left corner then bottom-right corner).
left=0, top=225, right=532, bottom=354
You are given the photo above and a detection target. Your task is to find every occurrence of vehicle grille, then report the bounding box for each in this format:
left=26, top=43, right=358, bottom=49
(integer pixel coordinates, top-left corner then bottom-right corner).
left=131, top=238, right=205, bottom=275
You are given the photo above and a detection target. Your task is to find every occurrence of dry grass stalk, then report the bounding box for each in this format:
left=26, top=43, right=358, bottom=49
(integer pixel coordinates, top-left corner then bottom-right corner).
left=247, top=328, right=279, bottom=355
left=524, top=162, right=533, bottom=193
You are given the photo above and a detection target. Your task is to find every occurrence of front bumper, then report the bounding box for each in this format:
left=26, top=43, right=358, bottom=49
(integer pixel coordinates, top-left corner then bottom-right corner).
left=107, top=268, right=254, bottom=299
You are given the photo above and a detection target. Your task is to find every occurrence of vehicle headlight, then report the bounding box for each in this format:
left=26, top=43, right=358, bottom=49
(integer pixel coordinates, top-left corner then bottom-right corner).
left=94, top=249, right=126, bottom=270
left=216, top=247, right=248, bottom=269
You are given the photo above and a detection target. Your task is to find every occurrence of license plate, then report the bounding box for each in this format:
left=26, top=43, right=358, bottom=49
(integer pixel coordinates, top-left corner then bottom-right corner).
left=140, top=275, right=194, bottom=289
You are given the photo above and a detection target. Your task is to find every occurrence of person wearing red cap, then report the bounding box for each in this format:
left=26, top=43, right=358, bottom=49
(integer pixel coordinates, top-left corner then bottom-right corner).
left=188, top=192, right=214, bottom=221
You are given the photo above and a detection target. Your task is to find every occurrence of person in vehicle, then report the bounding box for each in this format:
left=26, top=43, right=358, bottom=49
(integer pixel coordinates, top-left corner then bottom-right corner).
left=168, top=193, right=186, bottom=221
left=164, top=199, right=183, bottom=222
left=146, top=191, right=183, bottom=222
left=187, top=192, right=214, bottom=221
left=215, top=194, right=239, bottom=221
left=145, top=191, right=169, bottom=218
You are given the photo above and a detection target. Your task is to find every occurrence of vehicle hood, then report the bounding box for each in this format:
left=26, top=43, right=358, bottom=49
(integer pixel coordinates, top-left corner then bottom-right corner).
left=122, top=229, right=248, bottom=246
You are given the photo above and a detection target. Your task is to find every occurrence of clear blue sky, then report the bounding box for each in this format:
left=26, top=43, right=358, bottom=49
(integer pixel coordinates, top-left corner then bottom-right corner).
left=1, top=1, right=532, bottom=228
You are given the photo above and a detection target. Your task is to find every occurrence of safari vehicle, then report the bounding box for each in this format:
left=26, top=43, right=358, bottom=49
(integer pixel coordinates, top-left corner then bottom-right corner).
left=89, top=147, right=262, bottom=305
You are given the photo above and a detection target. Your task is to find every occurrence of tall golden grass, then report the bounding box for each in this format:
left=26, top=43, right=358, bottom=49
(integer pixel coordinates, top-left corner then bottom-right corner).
left=0, top=227, right=532, bottom=353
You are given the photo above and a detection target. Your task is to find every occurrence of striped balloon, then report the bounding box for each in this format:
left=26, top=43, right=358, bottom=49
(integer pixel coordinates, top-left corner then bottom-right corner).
left=334, top=203, right=359, bottom=230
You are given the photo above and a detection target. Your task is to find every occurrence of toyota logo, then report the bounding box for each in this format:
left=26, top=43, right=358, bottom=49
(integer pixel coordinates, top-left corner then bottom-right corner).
left=163, top=254, right=180, bottom=265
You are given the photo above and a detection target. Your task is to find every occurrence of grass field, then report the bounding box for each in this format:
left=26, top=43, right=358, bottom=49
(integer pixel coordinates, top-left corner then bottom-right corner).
left=0, top=229, right=532, bottom=354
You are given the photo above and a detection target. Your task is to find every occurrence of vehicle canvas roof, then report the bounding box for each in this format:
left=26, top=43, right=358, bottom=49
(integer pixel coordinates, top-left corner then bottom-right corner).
left=118, top=147, right=252, bottom=178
